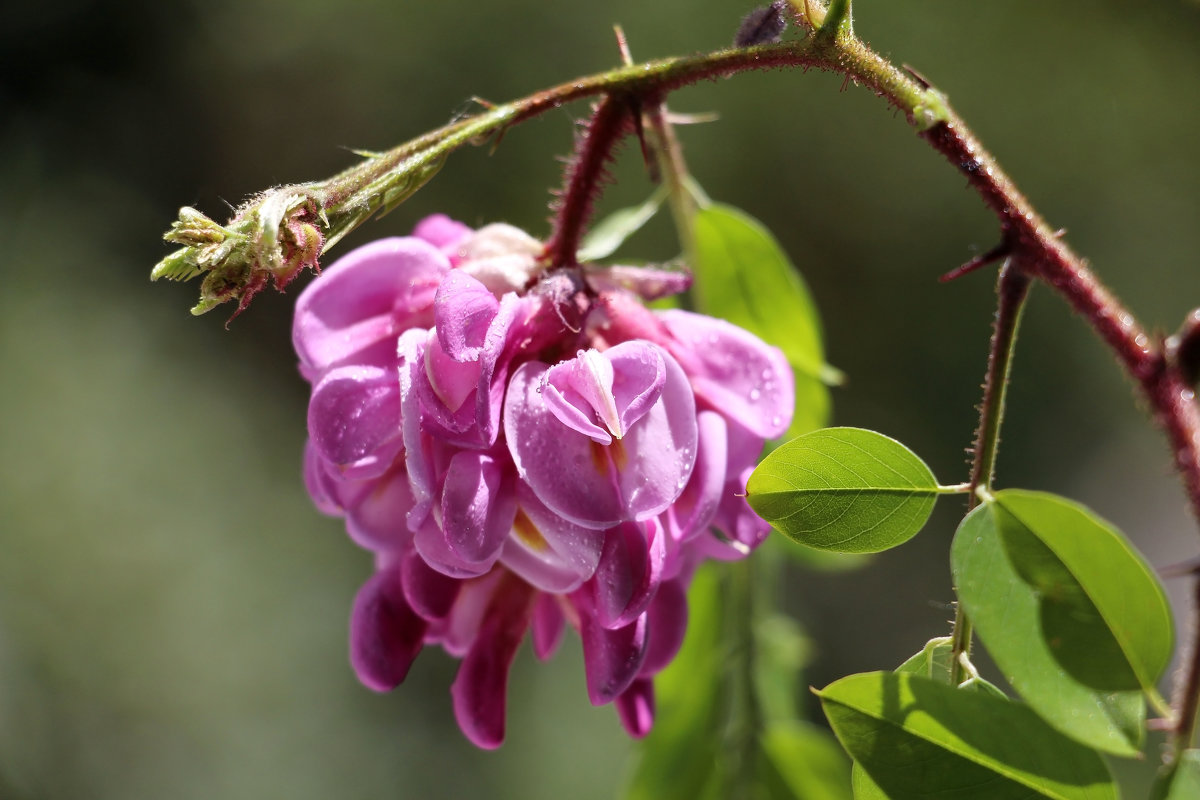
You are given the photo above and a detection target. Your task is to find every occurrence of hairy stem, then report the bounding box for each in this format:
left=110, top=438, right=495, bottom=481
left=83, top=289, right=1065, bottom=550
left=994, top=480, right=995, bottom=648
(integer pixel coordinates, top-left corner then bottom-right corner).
left=545, top=95, right=634, bottom=267
left=950, top=262, right=1031, bottom=685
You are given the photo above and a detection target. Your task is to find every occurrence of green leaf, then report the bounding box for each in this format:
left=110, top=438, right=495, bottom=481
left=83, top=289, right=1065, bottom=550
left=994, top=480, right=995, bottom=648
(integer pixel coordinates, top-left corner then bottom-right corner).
left=818, top=672, right=1117, bottom=800
left=896, top=637, right=955, bottom=682
left=1152, top=750, right=1200, bottom=800
left=691, top=204, right=835, bottom=437
left=761, top=721, right=852, bottom=800
left=578, top=188, right=667, bottom=262
left=746, top=427, right=939, bottom=553
left=991, top=490, right=1172, bottom=694
left=851, top=763, right=889, bottom=799
left=951, top=497, right=1148, bottom=755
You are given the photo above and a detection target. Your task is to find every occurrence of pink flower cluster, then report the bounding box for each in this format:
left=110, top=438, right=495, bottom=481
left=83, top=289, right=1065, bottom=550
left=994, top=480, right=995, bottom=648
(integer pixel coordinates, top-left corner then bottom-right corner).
left=295, top=215, right=793, bottom=748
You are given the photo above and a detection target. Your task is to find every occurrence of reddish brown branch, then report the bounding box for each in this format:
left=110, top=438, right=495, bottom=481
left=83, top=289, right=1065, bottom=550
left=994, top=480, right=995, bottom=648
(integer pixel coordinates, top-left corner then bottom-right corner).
left=544, top=95, right=635, bottom=268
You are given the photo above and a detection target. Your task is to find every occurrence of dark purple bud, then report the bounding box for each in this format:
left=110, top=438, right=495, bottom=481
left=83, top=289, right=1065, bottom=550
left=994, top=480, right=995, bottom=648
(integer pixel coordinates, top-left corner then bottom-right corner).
left=735, top=1, right=787, bottom=47
left=1168, top=308, right=1200, bottom=385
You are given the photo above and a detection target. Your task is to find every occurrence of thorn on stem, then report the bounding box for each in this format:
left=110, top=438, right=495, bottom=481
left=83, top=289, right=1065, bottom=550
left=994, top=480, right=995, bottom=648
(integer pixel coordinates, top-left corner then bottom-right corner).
left=613, top=25, right=634, bottom=66
left=1157, top=554, right=1200, bottom=579
left=901, top=63, right=933, bottom=90
left=940, top=240, right=1012, bottom=283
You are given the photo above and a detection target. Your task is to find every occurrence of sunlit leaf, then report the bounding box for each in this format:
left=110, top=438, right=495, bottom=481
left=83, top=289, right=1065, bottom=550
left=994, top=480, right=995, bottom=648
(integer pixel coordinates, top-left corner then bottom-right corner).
left=990, top=490, right=1172, bottom=693
left=896, top=636, right=955, bottom=682
left=691, top=203, right=835, bottom=436
left=952, top=497, right=1148, bottom=756
left=819, top=672, right=1117, bottom=800
left=746, top=427, right=939, bottom=553
left=578, top=188, right=666, bottom=261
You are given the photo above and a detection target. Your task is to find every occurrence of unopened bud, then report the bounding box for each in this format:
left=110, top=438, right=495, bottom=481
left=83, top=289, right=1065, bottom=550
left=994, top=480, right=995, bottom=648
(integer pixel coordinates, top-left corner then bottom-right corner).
left=735, top=1, right=788, bottom=47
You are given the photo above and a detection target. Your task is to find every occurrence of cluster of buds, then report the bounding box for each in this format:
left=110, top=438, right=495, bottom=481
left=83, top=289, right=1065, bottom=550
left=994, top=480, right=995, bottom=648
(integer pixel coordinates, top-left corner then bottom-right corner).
left=295, top=214, right=794, bottom=748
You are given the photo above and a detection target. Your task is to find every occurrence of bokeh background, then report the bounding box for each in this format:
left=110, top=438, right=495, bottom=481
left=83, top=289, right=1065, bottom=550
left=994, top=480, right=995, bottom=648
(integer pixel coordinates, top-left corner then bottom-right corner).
left=2, top=0, right=1199, bottom=797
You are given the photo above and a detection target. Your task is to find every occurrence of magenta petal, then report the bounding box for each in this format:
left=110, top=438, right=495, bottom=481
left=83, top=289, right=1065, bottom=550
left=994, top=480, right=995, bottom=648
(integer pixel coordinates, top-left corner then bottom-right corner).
left=400, top=547, right=461, bottom=621
left=614, top=678, right=655, bottom=738
left=308, top=365, right=402, bottom=476
left=592, top=519, right=665, bottom=630
left=424, top=330, right=482, bottom=417
left=303, top=441, right=343, bottom=515
left=658, top=309, right=793, bottom=439
left=505, top=349, right=697, bottom=528
left=500, top=484, right=604, bottom=593
left=531, top=594, right=565, bottom=661
left=576, top=596, right=648, bottom=705
left=583, top=264, right=693, bottom=300
left=451, top=576, right=535, bottom=749
left=665, top=410, right=728, bottom=546
left=607, top=341, right=668, bottom=435
left=344, top=465, right=415, bottom=551
left=434, top=270, right=499, bottom=361
left=293, top=237, right=449, bottom=378
left=349, top=564, right=427, bottom=691
left=398, top=329, right=436, bottom=529
left=413, top=214, right=472, bottom=252
left=640, top=578, right=688, bottom=676
left=441, top=451, right=517, bottom=568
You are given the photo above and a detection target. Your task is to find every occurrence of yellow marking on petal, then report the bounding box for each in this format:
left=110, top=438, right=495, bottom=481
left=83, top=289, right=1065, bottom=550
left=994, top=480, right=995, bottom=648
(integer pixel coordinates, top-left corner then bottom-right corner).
left=513, top=508, right=550, bottom=552
left=609, top=438, right=627, bottom=471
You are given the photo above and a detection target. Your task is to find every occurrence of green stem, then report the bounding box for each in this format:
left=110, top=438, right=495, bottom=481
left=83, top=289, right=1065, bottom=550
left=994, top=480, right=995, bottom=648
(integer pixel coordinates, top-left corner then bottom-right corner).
left=950, top=262, right=1031, bottom=686
left=722, top=557, right=763, bottom=800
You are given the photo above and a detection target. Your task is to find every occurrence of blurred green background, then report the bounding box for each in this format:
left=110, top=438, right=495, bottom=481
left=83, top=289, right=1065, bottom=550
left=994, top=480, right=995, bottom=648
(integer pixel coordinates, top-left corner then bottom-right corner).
left=2, top=1, right=1199, bottom=797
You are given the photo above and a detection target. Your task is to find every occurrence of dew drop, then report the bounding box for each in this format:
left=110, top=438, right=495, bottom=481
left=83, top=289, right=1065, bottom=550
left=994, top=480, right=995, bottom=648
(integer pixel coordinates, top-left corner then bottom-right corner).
left=749, top=388, right=761, bottom=401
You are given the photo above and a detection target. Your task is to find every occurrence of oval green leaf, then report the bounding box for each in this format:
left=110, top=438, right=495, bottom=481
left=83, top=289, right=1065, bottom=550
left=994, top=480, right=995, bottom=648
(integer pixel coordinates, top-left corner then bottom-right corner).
left=691, top=204, right=834, bottom=436
left=951, top=497, right=1147, bottom=755
left=991, top=490, right=1173, bottom=693
left=818, top=672, right=1117, bottom=800
left=746, top=427, right=939, bottom=553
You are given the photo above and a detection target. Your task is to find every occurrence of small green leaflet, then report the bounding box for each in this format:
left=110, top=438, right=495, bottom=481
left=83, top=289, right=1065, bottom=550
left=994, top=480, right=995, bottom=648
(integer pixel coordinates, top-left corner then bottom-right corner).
left=951, top=492, right=1158, bottom=756
left=746, top=427, right=939, bottom=553
left=818, top=672, right=1117, bottom=800
left=578, top=188, right=667, bottom=262
left=1152, top=750, right=1200, bottom=800
left=691, top=204, right=836, bottom=436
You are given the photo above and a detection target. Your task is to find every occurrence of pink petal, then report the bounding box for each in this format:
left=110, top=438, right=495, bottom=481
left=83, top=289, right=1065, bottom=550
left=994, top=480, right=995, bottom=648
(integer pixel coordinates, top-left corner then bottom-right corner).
left=293, top=237, right=449, bottom=378
left=434, top=270, right=499, bottom=361
left=440, top=451, right=517, bottom=569
left=397, top=329, right=436, bottom=530
left=413, top=214, right=473, bottom=252
left=401, top=547, right=461, bottom=621
left=614, top=678, right=655, bottom=738
left=344, top=464, right=415, bottom=552
left=658, top=309, right=793, bottom=439
left=583, top=265, right=693, bottom=300
left=349, top=564, right=427, bottom=691
left=451, top=575, right=535, bottom=749
left=505, top=349, right=697, bottom=528
left=591, top=519, right=666, bottom=630
left=307, top=365, right=402, bottom=477
left=531, top=594, right=566, bottom=661
left=575, top=593, right=648, bottom=705
left=499, top=484, right=604, bottom=593
left=664, top=410, right=728, bottom=547
left=303, top=441, right=344, bottom=516
left=640, top=578, right=688, bottom=676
